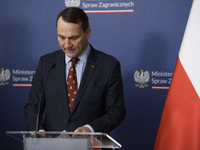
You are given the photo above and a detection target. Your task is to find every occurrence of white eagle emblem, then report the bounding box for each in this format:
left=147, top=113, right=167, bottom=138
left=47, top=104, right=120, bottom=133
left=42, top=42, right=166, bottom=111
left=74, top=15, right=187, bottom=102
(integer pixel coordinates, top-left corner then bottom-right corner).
left=0, top=68, right=11, bottom=86
left=65, top=0, right=81, bottom=7
left=134, top=69, right=150, bottom=88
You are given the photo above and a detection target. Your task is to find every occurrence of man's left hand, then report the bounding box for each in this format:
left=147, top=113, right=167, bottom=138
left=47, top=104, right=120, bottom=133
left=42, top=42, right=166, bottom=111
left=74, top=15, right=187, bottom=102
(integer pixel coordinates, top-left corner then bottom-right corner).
left=74, top=126, right=91, bottom=133
left=72, top=126, right=91, bottom=138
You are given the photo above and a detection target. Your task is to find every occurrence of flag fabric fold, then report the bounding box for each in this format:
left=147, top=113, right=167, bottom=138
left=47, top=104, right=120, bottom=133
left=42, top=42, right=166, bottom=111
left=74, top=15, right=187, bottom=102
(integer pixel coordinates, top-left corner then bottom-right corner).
left=154, top=0, right=200, bottom=149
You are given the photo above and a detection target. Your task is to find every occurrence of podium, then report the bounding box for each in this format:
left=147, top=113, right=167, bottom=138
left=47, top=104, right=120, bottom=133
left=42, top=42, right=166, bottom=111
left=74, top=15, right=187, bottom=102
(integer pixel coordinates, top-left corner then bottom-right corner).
left=6, top=131, right=122, bottom=150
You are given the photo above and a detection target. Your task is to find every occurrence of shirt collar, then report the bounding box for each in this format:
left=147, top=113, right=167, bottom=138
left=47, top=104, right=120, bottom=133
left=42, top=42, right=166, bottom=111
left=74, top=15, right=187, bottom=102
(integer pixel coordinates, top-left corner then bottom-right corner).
left=65, top=44, right=91, bottom=64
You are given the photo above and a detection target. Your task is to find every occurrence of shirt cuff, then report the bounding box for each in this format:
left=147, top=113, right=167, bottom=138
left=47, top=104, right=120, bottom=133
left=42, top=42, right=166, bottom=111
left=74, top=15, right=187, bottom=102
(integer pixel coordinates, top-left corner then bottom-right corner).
left=84, top=124, right=94, bottom=132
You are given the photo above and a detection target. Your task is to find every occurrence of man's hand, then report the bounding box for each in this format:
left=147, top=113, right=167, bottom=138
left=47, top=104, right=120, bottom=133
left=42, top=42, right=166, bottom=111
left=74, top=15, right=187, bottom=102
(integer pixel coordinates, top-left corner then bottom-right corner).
left=38, top=130, right=52, bottom=138
left=74, top=126, right=91, bottom=133
left=72, top=126, right=91, bottom=138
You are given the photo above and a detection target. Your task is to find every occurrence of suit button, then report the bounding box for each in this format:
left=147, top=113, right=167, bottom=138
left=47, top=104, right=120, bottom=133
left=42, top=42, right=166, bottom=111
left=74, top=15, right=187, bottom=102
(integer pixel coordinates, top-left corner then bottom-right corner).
left=68, top=119, right=72, bottom=123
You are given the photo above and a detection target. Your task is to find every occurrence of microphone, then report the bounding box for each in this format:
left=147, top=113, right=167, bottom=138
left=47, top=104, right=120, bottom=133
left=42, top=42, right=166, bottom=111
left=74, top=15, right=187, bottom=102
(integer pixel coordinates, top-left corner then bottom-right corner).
left=34, top=62, right=56, bottom=138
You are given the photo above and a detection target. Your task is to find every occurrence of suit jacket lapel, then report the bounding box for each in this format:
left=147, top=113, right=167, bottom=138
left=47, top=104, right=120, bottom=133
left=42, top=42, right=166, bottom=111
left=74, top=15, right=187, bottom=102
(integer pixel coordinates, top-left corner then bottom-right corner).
left=55, top=50, right=70, bottom=115
left=70, top=47, right=97, bottom=114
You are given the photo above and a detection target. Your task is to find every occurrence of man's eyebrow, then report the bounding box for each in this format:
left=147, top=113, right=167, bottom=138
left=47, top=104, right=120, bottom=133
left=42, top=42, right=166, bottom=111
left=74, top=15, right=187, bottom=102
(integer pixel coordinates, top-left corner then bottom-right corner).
left=69, top=35, right=78, bottom=39
left=58, top=34, right=79, bottom=39
left=58, top=34, right=64, bottom=37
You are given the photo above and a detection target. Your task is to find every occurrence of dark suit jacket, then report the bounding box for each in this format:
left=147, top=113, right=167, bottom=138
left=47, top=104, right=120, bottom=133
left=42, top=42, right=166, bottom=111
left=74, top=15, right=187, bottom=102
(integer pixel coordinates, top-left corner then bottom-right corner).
left=24, top=45, right=126, bottom=134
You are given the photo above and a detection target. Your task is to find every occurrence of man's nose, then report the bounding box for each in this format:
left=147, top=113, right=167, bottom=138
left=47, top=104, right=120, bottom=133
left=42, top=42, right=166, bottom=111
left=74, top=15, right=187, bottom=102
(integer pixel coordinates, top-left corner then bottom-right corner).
left=64, top=39, right=72, bottom=48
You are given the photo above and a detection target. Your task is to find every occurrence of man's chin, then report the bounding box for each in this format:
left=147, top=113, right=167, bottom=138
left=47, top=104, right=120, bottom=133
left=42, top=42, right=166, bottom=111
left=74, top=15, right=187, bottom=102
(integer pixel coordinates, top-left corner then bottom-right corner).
left=63, top=51, right=77, bottom=58
left=66, top=53, right=78, bottom=58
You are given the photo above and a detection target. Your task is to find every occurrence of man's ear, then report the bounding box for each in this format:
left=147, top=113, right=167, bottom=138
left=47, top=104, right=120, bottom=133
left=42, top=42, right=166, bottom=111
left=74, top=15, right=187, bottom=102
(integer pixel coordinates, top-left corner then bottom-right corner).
left=86, top=27, right=91, bottom=39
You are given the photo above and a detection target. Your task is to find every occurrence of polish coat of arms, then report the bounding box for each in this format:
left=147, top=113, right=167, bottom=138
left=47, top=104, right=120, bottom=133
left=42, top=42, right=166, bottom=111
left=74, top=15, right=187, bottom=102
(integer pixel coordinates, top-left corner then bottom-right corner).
left=0, top=68, right=11, bottom=86
left=134, top=69, right=150, bottom=88
left=65, top=0, right=81, bottom=7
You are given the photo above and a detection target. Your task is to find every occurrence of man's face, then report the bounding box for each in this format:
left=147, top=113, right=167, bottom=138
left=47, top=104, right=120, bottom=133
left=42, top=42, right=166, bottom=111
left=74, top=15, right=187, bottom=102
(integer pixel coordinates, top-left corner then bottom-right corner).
left=57, top=17, right=91, bottom=58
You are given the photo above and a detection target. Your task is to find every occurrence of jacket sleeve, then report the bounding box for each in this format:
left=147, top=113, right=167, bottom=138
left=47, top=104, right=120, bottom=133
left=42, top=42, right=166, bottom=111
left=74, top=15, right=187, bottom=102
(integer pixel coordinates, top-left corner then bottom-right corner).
left=88, top=60, right=126, bottom=133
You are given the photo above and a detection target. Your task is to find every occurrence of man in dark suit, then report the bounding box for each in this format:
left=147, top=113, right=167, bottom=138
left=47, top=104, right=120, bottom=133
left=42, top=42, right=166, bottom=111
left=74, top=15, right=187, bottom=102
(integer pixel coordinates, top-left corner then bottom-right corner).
left=24, top=7, right=125, bottom=135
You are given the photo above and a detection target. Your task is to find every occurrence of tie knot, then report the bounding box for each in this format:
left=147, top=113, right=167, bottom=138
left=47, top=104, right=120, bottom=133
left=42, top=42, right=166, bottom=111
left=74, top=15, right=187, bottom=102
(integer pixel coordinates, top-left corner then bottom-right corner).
left=71, top=57, right=79, bottom=65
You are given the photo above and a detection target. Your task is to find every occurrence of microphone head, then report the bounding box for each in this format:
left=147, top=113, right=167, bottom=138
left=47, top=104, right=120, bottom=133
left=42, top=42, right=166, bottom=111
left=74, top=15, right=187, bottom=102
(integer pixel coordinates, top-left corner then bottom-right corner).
left=51, top=63, right=56, bottom=69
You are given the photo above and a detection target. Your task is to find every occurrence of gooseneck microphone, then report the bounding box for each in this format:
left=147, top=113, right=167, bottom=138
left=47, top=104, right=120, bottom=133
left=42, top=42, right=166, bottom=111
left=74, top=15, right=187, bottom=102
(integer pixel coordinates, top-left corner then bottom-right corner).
left=34, top=62, right=56, bottom=138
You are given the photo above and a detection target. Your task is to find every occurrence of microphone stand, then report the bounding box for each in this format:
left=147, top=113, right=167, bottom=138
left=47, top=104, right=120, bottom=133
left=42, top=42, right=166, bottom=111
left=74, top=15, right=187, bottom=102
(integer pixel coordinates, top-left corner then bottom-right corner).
left=34, top=63, right=56, bottom=138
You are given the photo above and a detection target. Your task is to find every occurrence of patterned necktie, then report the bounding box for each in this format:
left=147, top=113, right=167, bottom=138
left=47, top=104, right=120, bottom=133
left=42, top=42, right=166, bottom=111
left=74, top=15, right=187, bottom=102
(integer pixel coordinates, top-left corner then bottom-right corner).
left=67, top=58, right=79, bottom=112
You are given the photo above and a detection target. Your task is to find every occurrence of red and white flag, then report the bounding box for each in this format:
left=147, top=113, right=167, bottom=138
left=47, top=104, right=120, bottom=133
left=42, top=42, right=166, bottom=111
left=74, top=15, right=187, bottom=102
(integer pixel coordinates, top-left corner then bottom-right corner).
left=154, top=0, right=200, bottom=149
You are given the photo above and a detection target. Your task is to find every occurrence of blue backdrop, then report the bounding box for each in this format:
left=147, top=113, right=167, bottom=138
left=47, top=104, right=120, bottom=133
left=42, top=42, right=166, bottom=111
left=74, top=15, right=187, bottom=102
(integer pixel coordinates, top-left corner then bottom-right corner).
left=0, top=0, right=192, bottom=149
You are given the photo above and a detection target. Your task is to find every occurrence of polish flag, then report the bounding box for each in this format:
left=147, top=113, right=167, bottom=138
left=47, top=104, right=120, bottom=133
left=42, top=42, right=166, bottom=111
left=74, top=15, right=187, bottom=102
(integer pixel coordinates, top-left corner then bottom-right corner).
left=154, top=0, right=200, bottom=149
